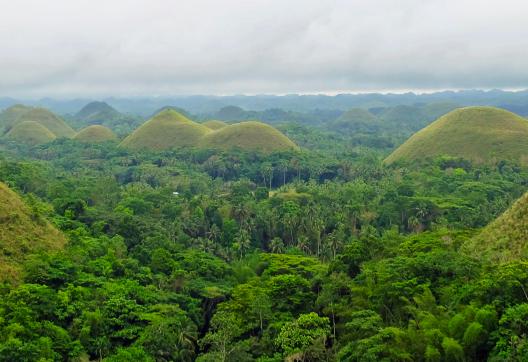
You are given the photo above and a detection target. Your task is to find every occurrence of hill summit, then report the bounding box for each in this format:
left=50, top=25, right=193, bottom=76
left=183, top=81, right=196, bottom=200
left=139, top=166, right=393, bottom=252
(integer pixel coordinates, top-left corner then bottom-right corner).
left=74, top=125, right=117, bottom=143
left=75, top=101, right=121, bottom=123
left=9, top=107, right=75, bottom=138
left=200, top=121, right=299, bottom=153
left=4, top=121, right=57, bottom=145
left=384, top=106, right=528, bottom=165
left=0, top=182, right=66, bottom=282
left=120, top=109, right=211, bottom=151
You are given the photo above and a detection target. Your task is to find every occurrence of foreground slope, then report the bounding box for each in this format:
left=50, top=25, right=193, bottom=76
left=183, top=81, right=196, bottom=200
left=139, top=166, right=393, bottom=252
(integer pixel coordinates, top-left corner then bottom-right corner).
left=74, top=125, right=117, bottom=143
left=4, top=121, right=57, bottom=145
left=200, top=121, right=299, bottom=153
left=0, top=182, right=66, bottom=282
left=14, top=108, right=76, bottom=138
left=463, top=192, right=528, bottom=262
left=385, top=107, right=528, bottom=165
left=120, top=109, right=211, bottom=151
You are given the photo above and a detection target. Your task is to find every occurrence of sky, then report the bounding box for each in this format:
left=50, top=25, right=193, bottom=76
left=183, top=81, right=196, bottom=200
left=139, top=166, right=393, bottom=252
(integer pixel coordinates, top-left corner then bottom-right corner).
left=1, top=0, right=527, bottom=97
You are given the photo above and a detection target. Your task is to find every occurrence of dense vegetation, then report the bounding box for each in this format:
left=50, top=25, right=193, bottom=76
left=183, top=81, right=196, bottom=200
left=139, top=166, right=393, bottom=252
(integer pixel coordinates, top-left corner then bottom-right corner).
left=1, top=102, right=528, bottom=361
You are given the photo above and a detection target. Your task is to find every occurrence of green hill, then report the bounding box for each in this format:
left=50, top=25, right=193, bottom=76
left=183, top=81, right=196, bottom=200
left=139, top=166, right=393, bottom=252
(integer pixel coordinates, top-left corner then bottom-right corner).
left=203, top=120, right=228, bottom=130
left=4, top=121, right=57, bottom=145
left=200, top=121, right=299, bottom=153
left=385, top=107, right=528, bottom=165
left=0, top=104, right=33, bottom=134
left=75, top=101, right=122, bottom=123
left=73, top=125, right=117, bottom=143
left=0, top=182, right=66, bottom=282
left=463, top=192, right=528, bottom=263
left=120, top=109, right=211, bottom=151
left=329, top=108, right=379, bottom=133
left=14, top=108, right=75, bottom=138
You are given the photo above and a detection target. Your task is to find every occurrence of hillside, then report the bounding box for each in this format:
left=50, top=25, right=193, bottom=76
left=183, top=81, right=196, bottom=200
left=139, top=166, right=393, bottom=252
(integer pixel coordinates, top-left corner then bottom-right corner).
left=14, top=108, right=75, bottom=138
left=4, top=121, right=57, bottom=145
left=0, top=182, right=66, bottom=282
left=0, top=104, right=32, bottom=134
left=463, top=192, right=528, bottom=263
left=120, top=109, right=211, bottom=151
left=385, top=107, right=528, bottom=165
left=200, top=121, right=299, bottom=153
left=203, top=120, right=228, bottom=130
left=73, top=125, right=117, bottom=143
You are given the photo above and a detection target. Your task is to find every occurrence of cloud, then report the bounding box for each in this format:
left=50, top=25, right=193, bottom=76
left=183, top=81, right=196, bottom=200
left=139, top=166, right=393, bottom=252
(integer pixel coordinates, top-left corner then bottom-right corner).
left=0, top=0, right=527, bottom=97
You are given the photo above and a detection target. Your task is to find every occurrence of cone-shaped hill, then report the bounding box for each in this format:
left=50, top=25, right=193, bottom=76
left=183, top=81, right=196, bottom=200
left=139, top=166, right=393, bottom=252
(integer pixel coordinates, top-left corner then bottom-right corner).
left=74, top=125, right=117, bottom=143
left=200, top=121, right=299, bottom=153
left=385, top=107, right=528, bottom=165
left=0, top=182, right=66, bottom=282
left=462, top=192, right=528, bottom=263
left=330, top=108, right=380, bottom=133
left=75, top=101, right=121, bottom=123
left=120, top=109, right=211, bottom=151
left=203, top=120, right=228, bottom=130
left=4, top=121, right=57, bottom=145
left=13, top=108, right=75, bottom=138
left=0, top=104, right=33, bottom=134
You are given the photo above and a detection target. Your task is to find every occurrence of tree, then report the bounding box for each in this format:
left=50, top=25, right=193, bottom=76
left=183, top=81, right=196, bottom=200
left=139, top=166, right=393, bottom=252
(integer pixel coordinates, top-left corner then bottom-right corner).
left=198, top=311, right=245, bottom=362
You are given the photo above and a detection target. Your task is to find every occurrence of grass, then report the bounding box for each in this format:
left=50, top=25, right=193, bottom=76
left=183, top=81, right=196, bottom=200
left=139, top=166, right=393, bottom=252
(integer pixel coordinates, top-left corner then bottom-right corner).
left=0, top=182, right=66, bottom=283
left=120, top=109, right=212, bottom=151
left=330, top=108, right=379, bottom=133
left=14, top=107, right=76, bottom=138
left=75, top=101, right=121, bottom=122
left=203, top=120, right=228, bottom=130
left=4, top=121, right=56, bottom=145
left=200, top=121, right=299, bottom=153
left=385, top=107, right=528, bottom=165
left=462, top=192, right=528, bottom=263
left=74, top=125, right=117, bottom=142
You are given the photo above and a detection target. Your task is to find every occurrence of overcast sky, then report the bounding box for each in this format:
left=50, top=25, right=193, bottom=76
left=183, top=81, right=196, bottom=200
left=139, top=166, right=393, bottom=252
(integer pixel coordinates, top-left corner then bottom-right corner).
left=1, top=0, right=527, bottom=97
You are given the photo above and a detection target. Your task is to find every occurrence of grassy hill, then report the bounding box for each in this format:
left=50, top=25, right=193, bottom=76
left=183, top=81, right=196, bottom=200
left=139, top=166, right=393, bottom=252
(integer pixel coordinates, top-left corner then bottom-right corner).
left=4, top=121, right=57, bottom=145
left=463, top=192, right=528, bottom=263
left=329, top=108, right=380, bottom=133
left=0, top=104, right=33, bottom=134
left=0, top=182, right=66, bottom=282
left=75, top=101, right=121, bottom=122
left=200, top=121, right=299, bottom=153
left=385, top=106, right=528, bottom=165
left=14, top=108, right=75, bottom=138
left=73, top=125, right=117, bottom=143
left=203, top=120, right=228, bottom=130
left=120, top=109, right=211, bottom=151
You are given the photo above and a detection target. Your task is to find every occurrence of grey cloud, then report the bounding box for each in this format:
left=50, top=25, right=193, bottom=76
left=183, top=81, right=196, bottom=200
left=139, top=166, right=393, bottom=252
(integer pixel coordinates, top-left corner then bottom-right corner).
left=0, top=0, right=527, bottom=97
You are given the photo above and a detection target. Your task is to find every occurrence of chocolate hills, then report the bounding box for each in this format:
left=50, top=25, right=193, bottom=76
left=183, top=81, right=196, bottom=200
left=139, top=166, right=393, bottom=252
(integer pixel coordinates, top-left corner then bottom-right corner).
left=4, top=121, right=57, bottom=145
left=11, top=107, right=75, bottom=138
left=463, top=192, right=528, bottom=263
left=200, top=121, right=299, bottom=153
left=0, top=104, right=32, bottom=134
left=74, top=101, right=122, bottom=124
left=120, top=109, right=211, bottom=151
left=0, top=182, right=66, bottom=282
left=73, top=125, right=117, bottom=143
left=385, top=107, right=528, bottom=165
left=330, top=108, right=380, bottom=133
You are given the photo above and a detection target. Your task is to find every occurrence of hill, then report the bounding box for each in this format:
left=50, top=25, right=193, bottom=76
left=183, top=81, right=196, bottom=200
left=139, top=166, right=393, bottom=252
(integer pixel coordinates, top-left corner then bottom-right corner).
left=73, top=125, right=117, bottom=143
left=384, top=107, right=528, bottom=165
left=200, top=121, right=299, bottom=153
left=14, top=108, right=75, bottom=138
left=0, top=104, right=32, bottom=134
left=120, top=109, right=211, bottom=151
left=4, top=121, right=57, bottom=145
left=0, top=182, right=66, bottom=282
left=463, top=192, right=528, bottom=263
left=329, top=108, right=380, bottom=133
left=203, top=120, right=228, bottom=130
left=75, top=101, right=122, bottom=123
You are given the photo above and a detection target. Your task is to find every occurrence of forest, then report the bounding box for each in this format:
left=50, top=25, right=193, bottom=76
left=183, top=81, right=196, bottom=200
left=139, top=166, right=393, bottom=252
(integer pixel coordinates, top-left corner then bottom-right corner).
left=1, top=99, right=528, bottom=362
